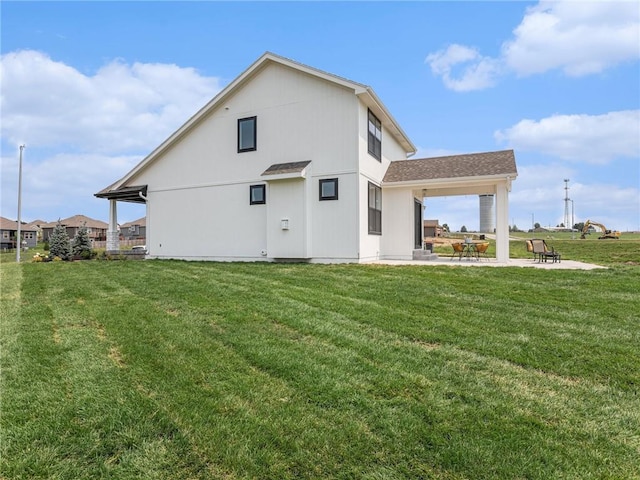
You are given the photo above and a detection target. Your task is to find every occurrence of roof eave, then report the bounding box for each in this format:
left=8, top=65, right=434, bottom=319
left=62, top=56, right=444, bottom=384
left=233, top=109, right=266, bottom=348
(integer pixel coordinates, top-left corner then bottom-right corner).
left=383, top=172, right=518, bottom=189
left=358, top=87, right=417, bottom=155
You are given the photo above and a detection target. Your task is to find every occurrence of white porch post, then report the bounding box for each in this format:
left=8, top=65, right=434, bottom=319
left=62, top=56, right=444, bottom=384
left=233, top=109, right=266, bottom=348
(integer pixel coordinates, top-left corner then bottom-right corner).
left=107, top=199, right=119, bottom=252
left=495, top=182, right=510, bottom=263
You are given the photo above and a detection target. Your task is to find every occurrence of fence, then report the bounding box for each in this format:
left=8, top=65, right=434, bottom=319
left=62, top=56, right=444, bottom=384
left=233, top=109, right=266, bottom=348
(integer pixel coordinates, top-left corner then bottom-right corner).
left=92, top=239, right=146, bottom=249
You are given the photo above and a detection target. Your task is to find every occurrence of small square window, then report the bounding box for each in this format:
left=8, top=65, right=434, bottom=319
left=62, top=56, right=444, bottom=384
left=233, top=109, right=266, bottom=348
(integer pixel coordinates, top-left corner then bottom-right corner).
left=238, top=116, right=257, bottom=152
left=319, top=178, right=338, bottom=201
left=250, top=184, right=266, bottom=205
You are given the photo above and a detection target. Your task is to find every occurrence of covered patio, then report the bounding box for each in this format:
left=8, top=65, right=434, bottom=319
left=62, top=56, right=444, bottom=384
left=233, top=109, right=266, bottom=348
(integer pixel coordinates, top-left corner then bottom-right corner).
left=382, top=150, right=517, bottom=263
left=94, top=184, right=147, bottom=252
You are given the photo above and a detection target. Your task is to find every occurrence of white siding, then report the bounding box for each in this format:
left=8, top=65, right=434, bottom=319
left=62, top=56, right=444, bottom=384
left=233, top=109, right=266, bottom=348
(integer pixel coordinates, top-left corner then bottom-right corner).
left=356, top=101, right=410, bottom=261
left=380, top=188, right=417, bottom=260
left=133, top=62, right=361, bottom=261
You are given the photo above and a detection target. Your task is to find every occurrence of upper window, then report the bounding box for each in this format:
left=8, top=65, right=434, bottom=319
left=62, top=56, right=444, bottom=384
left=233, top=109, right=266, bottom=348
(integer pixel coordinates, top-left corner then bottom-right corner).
left=319, top=178, right=339, bottom=201
left=367, top=109, right=382, bottom=161
left=238, top=116, right=257, bottom=152
left=250, top=184, right=266, bottom=205
left=368, top=182, right=382, bottom=235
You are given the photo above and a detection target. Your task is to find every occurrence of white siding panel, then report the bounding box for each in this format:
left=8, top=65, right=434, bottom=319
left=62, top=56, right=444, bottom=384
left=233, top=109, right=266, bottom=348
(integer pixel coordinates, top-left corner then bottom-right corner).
left=311, top=173, right=359, bottom=261
left=146, top=184, right=267, bottom=260
left=380, top=188, right=415, bottom=260
left=267, top=179, right=307, bottom=259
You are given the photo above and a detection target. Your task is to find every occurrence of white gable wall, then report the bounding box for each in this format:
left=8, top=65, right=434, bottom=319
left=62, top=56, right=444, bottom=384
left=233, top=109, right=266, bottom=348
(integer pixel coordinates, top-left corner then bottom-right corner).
left=128, top=62, right=361, bottom=261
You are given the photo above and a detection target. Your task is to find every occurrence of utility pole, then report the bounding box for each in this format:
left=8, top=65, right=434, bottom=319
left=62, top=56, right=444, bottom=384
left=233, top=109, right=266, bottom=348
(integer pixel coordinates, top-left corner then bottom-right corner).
left=570, top=199, right=575, bottom=239
left=16, top=145, right=25, bottom=263
left=563, top=179, right=570, bottom=229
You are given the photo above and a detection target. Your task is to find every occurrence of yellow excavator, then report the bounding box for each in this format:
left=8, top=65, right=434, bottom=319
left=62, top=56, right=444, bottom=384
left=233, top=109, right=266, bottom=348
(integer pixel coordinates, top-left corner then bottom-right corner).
left=580, top=220, right=621, bottom=239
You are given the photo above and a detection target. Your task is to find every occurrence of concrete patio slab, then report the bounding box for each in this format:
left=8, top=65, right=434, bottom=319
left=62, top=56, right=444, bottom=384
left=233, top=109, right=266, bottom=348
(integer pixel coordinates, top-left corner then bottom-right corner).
left=372, top=257, right=606, bottom=270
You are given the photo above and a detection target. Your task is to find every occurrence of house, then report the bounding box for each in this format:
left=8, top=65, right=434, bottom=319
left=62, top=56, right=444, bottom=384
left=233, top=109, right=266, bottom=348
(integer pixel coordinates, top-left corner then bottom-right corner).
left=120, top=217, right=146, bottom=241
left=41, top=215, right=108, bottom=244
left=0, top=216, right=38, bottom=250
left=423, top=220, right=443, bottom=238
left=96, top=52, right=517, bottom=263
left=24, top=220, right=46, bottom=242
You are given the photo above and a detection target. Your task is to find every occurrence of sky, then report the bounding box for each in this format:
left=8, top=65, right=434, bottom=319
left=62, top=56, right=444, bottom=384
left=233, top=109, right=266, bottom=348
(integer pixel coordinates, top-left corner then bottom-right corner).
left=1, top=0, right=639, bottom=232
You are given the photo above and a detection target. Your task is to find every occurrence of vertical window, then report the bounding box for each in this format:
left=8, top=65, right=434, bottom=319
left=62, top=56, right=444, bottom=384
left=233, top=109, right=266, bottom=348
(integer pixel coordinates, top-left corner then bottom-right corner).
left=368, top=182, right=382, bottom=235
left=250, top=184, right=266, bottom=205
left=238, top=116, right=257, bottom=152
left=319, top=178, right=339, bottom=201
left=368, top=109, right=382, bottom=161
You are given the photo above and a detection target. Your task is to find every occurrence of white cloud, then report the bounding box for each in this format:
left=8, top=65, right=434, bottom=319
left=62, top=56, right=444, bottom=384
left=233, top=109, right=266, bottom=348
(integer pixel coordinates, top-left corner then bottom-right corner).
left=1, top=152, right=144, bottom=222
left=0, top=50, right=222, bottom=222
left=494, top=110, right=640, bottom=164
left=509, top=164, right=639, bottom=231
left=426, top=0, right=640, bottom=90
left=0, top=50, right=221, bottom=154
left=425, top=44, right=502, bottom=92
left=503, top=0, right=640, bottom=77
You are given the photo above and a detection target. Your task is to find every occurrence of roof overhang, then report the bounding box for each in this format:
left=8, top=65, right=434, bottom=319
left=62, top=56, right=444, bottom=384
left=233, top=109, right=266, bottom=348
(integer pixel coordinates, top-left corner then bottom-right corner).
left=261, top=160, right=311, bottom=181
left=94, top=185, right=148, bottom=203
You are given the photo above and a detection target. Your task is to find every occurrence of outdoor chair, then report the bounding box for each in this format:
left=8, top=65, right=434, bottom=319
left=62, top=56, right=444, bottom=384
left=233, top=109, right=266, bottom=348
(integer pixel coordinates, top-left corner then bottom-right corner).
left=451, top=242, right=465, bottom=260
left=530, top=239, right=561, bottom=263
left=475, top=242, right=490, bottom=260
left=525, top=239, right=538, bottom=261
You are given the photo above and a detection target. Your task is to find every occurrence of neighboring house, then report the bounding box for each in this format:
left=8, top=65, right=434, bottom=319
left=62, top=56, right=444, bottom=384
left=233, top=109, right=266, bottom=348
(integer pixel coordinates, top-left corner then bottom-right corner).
left=41, top=215, right=108, bottom=244
left=0, top=216, right=38, bottom=250
left=423, top=220, right=443, bottom=238
left=96, top=52, right=517, bottom=263
left=120, top=217, right=146, bottom=241
left=24, top=220, right=46, bottom=242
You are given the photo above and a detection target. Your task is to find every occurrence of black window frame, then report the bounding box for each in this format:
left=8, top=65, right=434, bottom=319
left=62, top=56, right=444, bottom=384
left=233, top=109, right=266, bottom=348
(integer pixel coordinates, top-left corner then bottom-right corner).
left=367, top=109, right=382, bottom=161
left=368, top=182, right=382, bottom=235
left=249, top=184, right=266, bottom=205
left=238, top=116, right=257, bottom=153
left=319, top=178, right=339, bottom=201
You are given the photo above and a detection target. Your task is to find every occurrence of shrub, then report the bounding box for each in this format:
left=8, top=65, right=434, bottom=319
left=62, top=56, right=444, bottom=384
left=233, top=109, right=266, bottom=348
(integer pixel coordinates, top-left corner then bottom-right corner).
left=72, top=223, right=93, bottom=259
left=49, top=221, right=71, bottom=260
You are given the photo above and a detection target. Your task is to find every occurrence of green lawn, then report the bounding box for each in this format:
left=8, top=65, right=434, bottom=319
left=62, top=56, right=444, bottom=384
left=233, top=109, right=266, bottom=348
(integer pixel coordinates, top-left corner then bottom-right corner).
left=2, top=241, right=639, bottom=479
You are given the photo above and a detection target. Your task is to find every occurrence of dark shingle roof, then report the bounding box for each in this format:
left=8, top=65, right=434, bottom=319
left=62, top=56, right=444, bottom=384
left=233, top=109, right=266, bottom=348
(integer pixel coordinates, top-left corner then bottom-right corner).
left=383, top=150, right=517, bottom=184
left=262, top=160, right=312, bottom=176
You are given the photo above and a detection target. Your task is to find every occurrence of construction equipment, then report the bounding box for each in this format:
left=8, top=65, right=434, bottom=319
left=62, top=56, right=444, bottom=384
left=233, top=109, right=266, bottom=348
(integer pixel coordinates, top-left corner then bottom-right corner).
left=580, top=220, right=621, bottom=239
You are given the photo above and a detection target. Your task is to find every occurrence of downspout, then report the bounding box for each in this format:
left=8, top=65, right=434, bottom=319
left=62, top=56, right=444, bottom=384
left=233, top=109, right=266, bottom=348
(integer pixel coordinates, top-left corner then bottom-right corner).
left=139, top=191, right=147, bottom=201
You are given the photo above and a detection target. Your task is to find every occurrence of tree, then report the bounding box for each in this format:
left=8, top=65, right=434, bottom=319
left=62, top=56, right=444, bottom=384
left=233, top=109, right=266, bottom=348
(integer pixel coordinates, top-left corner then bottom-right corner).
left=460, top=225, right=467, bottom=233
left=534, top=222, right=541, bottom=229
left=442, top=223, right=450, bottom=233
left=72, top=223, right=92, bottom=259
left=574, top=222, right=585, bottom=232
left=49, top=220, right=71, bottom=260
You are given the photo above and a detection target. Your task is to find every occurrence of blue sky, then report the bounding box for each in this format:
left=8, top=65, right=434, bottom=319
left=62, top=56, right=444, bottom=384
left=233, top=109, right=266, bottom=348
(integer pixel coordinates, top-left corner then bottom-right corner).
left=2, top=1, right=639, bottom=232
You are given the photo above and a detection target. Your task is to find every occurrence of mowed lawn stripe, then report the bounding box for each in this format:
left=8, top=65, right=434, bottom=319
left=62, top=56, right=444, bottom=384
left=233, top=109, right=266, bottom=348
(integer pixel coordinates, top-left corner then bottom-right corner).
left=2, top=259, right=639, bottom=479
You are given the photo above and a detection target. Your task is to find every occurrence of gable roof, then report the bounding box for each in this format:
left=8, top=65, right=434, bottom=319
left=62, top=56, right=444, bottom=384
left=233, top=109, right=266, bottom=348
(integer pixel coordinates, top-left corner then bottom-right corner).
left=0, top=216, right=37, bottom=231
left=383, top=150, right=517, bottom=185
left=41, top=215, right=108, bottom=229
left=97, top=52, right=416, bottom=195
left=121, top=217, right=146, bottom=228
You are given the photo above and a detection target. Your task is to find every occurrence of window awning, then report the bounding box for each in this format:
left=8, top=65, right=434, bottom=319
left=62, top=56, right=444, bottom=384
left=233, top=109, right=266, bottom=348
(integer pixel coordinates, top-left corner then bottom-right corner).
left=94, top=185, right=148, bottom=203
left=261, top=160, right=311, bottom=181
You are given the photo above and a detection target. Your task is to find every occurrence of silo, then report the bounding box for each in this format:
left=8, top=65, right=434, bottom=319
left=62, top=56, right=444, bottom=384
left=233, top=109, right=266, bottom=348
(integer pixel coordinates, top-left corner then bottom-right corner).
left=479, top=194, right=494, bottom=233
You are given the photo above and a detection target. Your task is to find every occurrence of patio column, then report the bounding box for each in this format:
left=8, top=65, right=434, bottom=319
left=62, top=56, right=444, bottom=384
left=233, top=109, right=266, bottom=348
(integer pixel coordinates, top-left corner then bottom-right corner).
left=106, top=199, right=119, bottom=252
left=495, top=182, right=510, bottom=263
